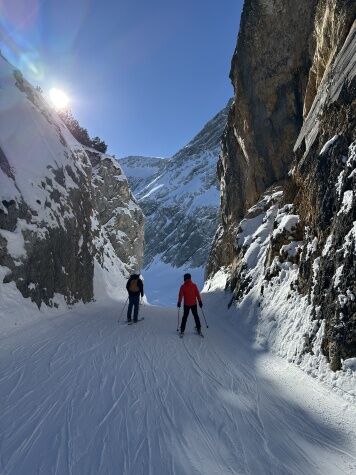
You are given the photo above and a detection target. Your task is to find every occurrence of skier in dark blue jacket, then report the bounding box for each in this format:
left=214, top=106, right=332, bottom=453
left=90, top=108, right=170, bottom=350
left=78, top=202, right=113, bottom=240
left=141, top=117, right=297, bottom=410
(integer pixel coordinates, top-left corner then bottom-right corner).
left=126, top=274, right=144, bottom=323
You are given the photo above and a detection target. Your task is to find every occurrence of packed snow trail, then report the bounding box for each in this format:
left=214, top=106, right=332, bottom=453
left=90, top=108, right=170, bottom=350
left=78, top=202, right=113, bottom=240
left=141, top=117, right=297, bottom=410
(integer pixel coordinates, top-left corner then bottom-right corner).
left=1, top=294, right=356, bottom=475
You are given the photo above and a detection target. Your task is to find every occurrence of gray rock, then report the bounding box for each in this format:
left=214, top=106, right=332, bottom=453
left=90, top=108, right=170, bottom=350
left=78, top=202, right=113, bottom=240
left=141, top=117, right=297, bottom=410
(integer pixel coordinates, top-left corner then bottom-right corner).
left=88, top=149, right=144, bottom=273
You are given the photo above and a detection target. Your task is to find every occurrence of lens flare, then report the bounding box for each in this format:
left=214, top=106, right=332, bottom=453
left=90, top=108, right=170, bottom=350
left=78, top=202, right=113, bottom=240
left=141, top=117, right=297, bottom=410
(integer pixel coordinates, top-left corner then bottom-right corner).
left=49, top=88, right=69, bottom=109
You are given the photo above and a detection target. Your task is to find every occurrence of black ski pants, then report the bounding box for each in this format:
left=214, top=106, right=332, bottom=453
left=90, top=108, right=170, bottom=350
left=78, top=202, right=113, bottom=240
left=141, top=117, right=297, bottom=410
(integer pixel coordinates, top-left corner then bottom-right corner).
left=127, top=292, right=140, bottom=321
left=180, top=304, right=201, bottom=333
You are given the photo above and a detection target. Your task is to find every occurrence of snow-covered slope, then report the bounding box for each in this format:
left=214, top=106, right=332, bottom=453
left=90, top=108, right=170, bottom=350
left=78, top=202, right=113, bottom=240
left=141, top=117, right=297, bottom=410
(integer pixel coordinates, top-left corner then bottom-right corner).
left=120, top=101, right=231, bottom=304
left=205, top=182, right=356, bottom=398
left=1, top=296, right=355, bottom=474
left=0, top=54, right=144, bottom=325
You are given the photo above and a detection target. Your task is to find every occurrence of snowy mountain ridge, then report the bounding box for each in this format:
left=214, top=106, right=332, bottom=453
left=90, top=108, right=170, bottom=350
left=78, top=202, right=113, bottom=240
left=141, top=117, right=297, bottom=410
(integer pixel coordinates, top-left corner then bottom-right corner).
left=120, top=102, right=231, bottom=269
left=119, top=101, right=231, bottom=303
left=116, top=155, right=165, bottom=193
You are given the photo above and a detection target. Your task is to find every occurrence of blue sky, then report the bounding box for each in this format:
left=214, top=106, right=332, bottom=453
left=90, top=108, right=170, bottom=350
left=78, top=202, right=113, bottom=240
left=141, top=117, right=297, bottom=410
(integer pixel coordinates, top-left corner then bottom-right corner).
left=0, top=0, right=243, bottom=157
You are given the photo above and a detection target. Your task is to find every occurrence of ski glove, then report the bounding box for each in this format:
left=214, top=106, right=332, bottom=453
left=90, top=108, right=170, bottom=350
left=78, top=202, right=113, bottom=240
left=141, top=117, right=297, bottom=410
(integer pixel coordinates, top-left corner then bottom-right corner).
left=177, top=302, right=181, bottom=308
left=199, top=301, right=203, bottom=308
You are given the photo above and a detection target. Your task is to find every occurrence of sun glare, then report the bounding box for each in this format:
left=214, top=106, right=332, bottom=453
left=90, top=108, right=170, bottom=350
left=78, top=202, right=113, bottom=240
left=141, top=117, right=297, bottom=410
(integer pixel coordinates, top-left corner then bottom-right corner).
left=49, top=88, right=69, bottom=109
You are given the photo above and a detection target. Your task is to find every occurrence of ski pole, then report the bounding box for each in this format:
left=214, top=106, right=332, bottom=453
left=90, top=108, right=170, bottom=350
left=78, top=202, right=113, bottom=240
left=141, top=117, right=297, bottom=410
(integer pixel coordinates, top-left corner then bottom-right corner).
left=118, top=297, right=129, bottom=323
left=177, top=308, right=180, bottom=332
left=201, top=308, right=209, bottom=328
left=138, top=297, right=143, bottom=320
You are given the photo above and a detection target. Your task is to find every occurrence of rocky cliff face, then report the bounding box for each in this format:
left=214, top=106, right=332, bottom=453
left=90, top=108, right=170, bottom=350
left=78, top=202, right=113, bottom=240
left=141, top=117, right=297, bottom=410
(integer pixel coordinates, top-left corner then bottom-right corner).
left=208, top=0, right=317, bottom=275
left=207, top=1, right=355, bottom=377
left=292, top=17, right=355, bottom=370
left=120, top=101, right=231, bottom=271
left=88, top=150, right=144, bottom=274
left=0, top=55, right=144, bottom=310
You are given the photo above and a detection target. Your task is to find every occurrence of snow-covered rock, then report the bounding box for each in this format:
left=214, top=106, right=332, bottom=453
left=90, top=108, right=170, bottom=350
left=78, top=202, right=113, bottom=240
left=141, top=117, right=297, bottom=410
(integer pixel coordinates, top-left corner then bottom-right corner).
left=0, top=54, right=144, bottom=314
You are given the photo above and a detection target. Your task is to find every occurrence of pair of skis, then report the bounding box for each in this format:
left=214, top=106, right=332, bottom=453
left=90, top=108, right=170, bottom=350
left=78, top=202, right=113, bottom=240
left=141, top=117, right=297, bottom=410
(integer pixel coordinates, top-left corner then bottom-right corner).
left=179, top=329, right=204, bottom=339
left=118, top=317, right=144, bottom=325
left=127, top=318, right=144, bottom=325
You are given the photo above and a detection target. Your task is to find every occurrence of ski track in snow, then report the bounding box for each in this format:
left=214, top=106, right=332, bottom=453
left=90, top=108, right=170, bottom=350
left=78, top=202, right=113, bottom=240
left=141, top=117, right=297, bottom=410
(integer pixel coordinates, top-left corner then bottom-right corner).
left=1, top=296, right=356, bottom=475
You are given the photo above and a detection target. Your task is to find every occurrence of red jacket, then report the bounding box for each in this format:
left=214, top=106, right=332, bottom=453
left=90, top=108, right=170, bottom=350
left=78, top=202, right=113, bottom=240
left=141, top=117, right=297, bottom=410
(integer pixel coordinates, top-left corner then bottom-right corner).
left=178, top=280, right=202, bottom=306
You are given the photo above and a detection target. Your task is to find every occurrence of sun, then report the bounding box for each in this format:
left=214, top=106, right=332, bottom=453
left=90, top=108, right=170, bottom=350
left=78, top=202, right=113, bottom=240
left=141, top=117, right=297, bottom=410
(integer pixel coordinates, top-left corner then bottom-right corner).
left=49, top=87, right=70, bottom=109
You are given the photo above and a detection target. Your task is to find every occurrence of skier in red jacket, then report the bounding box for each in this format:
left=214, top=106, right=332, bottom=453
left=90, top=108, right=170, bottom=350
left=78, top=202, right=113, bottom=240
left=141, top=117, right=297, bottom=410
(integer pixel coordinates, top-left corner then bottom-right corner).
left=177, top=273, right=203, bottom=336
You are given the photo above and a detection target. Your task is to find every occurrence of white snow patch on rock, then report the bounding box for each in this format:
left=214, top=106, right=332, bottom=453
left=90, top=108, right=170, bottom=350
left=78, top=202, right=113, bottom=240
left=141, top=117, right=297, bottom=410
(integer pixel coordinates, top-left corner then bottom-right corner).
left=0, top=223, right=26, bottom=258
left=319, top=135, right=339, bottom=155
left=280, top=241, right=302, bottom=257
left=203, top=267, right=229, bottom=292
left=337, top=190, right=353, bottom=215
left=322, top=234, right=333, bottom=256
left=273, top=214, right=299, bottom=238
left=333, top=265, right=344, bottom=288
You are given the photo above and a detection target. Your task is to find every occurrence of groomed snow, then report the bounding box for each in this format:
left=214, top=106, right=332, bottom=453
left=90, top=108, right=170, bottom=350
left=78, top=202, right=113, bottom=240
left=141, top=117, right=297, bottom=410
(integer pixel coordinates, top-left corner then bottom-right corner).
left=1, top=293, right=355, bottom=475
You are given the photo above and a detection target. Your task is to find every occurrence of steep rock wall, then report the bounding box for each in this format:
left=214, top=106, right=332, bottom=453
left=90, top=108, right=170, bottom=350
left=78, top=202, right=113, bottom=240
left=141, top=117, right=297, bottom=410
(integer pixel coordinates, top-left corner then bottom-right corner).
left=292, top=21, right=356, bottom=370
left=207, top=0, right=317, bottom=277
left=303, top=0, right=355, bottom=116
left=0, top=55, right=144, bottom=309
left=207, top=1, right=355, bottom=376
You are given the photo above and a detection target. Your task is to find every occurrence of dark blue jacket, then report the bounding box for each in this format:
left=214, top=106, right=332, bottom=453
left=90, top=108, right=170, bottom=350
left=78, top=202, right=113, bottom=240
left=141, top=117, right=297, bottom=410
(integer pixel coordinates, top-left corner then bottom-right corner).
left=126, top=274, right=144, bottom=297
